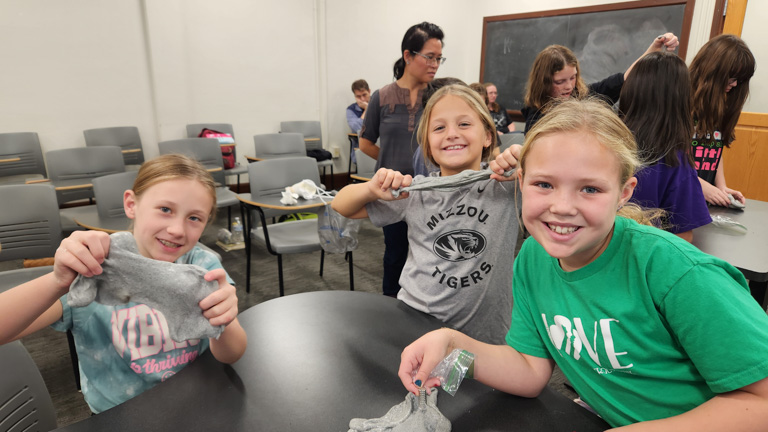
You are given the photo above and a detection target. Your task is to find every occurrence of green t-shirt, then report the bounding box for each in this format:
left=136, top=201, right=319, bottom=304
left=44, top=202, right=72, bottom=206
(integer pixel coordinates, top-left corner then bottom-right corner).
left=507, top=216, right=768, bottom=427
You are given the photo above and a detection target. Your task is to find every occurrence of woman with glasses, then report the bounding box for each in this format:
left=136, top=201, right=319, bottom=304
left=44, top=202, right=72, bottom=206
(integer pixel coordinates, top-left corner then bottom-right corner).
left=358, top=21, right=444, bottom=298
left=689, top=34, right=755, bottom=208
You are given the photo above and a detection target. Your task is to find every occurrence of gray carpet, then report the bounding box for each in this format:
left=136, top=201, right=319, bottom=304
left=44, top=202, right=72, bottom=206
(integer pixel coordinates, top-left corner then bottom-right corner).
left=12, top=211, right=577, bottom=428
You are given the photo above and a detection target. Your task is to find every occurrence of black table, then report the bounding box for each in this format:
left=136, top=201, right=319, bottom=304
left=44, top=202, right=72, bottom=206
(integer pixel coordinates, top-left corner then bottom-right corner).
left=693, top=199, right=768, bottom=308
left=55, top=291, right=609, bottom=431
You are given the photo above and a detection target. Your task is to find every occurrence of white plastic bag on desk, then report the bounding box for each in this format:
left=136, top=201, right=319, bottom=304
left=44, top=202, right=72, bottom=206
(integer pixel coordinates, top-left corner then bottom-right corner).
left=710, top=214, right=747, bottom=234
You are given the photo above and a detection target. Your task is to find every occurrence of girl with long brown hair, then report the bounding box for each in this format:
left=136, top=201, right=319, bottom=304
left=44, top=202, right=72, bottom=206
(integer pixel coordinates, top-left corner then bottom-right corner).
left=689, top=34, right=755, bottom=207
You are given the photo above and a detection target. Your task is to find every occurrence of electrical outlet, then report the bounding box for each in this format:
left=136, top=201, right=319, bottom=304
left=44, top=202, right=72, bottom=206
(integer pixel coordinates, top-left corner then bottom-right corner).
left=331, top=146, right=341, bottom=158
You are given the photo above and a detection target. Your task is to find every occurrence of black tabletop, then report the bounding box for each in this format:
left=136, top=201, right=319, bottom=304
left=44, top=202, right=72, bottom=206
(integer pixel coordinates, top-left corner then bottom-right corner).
left=55, top=291, right=609, bottom=431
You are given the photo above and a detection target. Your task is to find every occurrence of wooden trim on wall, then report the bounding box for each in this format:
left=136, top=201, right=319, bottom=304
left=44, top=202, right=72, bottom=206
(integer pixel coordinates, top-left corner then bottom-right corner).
left=710, top=0, right=727, bottom=37
left=722, top=0, right=748, bottom=35
left=738, top=112, right=768, bottom=128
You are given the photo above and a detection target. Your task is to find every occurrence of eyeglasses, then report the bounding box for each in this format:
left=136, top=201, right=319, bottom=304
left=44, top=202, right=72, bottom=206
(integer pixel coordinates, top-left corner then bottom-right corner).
left=412, top=51, right=446, bottom=66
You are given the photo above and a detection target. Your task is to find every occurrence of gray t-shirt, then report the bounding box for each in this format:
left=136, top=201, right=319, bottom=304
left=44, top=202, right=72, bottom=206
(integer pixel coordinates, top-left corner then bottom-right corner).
left=360, top=82, right=425, bottom=175
left=367, top=176, right=519, bottom=344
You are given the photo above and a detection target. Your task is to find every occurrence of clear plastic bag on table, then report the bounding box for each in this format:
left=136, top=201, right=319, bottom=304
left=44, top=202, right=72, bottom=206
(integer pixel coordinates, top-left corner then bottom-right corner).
left=710, top=214, right=747, bottom=234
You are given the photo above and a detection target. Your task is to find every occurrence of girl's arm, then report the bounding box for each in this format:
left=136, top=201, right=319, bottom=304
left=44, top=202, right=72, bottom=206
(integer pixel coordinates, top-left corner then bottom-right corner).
left=201, top=269, right=247, bottom=364
left=698, top=176, right=731, bottom=207
left=0, top=230, right=111, bottom=344
left=610, top=376, right=768, bottom=431
left=332, top=168, right=413, bottom=219
left=399, top=328, right=555, bottom=398
left=359, top=137, right=380, bottom=160
left=624, top=33, right=679, bottom=80
left=714, top=156, right=746, bottom=204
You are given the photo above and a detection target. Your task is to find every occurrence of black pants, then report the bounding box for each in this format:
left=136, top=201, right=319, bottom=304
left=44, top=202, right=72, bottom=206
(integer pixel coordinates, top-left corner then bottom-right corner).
left=381, top=221, right=408, bottom=297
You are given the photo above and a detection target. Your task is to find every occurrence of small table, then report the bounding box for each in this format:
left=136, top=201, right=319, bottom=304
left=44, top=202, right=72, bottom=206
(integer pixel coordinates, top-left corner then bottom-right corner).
left=54, top=291, right=609, bottom=431
left=693, top=199, right=768, bottom=308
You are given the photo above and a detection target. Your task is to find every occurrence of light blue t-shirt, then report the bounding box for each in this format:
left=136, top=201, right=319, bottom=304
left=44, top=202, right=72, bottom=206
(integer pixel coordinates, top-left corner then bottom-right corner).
left=51, top=246, right=233, bottom=413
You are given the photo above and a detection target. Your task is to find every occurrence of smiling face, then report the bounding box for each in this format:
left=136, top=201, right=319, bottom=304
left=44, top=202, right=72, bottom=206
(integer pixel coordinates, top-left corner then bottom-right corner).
left=486, top=85, right=498, bottom=103
left=124, top=179, right=213, bottom=262
left=550, top=65, right=577, bottom=99
left=519, top=131, right=636, bottom=271
left=406, top=38, right=443, bottom=84
left=427, top=94, right=492, bottom=176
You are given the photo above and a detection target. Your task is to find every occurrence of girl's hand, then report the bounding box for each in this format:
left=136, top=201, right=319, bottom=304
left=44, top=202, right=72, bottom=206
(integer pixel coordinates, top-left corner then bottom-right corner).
left=490, top=144, right=522, bottom=182
left=367, top=168, right=413, bottom=200
left=724, top=187, right=746, bottom=205
left=200, top=269, right=239, bottom=327
left=651, top=32, right=679, bottom=52
left=53, top=231, right=111, bottom=291
left=398, top=329, right=454, bottom=396
left=700, top=181, right=731, bottom=207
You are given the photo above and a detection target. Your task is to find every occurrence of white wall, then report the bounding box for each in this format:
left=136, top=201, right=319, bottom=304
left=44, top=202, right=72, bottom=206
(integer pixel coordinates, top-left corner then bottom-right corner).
left=739, top=0, right=767, bottom=113
left=0, top=0, right=720, bottom=179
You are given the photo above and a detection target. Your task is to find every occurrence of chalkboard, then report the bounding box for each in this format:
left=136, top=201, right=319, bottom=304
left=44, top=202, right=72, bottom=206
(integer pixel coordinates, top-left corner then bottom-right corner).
left=480, top=0, right=695, bottom=114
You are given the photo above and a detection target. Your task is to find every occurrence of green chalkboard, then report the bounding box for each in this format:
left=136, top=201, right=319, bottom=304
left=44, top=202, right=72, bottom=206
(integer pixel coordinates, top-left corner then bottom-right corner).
left=480, top=0, right=694, bottom=113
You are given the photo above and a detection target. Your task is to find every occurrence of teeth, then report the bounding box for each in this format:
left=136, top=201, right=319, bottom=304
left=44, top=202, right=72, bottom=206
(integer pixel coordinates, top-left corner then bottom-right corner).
left=158, top=239, right=180, bottom=248
left=445, top=145, right=465, bottom=150
left=548, top=224, right=577, bottom=235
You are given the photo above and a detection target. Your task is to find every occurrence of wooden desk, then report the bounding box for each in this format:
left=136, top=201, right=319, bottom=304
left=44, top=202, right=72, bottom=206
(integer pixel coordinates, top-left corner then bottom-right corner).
left=49, top=179, right=94, bottom=191
left=693, top=199, right=768, bottom=307
left=0, top=157, right=21, bottom=163
left=120, top=149, right=142, bottom=154
left=54, top=291, right=609, bottom=431
left=349, top=173, right=372, bottom=182
left=237, top=192, right=330, bottom=212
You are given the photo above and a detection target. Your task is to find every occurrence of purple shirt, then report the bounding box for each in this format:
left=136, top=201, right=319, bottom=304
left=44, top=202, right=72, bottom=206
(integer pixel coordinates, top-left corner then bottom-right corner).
left=631, top=152, right=712, bottom=234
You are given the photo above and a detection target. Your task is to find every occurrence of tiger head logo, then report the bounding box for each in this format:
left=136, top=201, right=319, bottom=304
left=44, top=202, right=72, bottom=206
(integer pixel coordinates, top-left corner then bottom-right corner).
left=433, top=230, right=486, bottom=262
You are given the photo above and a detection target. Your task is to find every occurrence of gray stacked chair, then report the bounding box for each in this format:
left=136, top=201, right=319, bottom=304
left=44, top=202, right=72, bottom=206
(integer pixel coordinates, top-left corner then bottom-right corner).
left=252, top=133, right=306, bottom=160
left=279, top=121, right=334, bottom=189
left=349, top=149, right=377, bottom=183
left=498, top=132, right=525, bottom=153
left=0, top=341, right=57, bottom=432
left=243, top=156, right=353, bottom=296
left=83, top=126, right=145, bottom=167
left=158, top=138, right=239, bottom=229
left=186, top=123, right=247, bottom=190
left=0, top=183, right=80, bottom=394
left=45, top=146, right=125, bottom=206
left=0, top=132, right=47, bottom=185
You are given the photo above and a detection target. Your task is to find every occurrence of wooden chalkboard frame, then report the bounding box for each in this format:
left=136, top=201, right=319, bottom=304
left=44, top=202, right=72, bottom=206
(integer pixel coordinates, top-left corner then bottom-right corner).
left=480, top=0, right=696, bottom=121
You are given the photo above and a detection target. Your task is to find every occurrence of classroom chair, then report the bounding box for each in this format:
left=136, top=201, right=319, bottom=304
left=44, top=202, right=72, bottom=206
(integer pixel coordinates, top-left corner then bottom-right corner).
left=158, top=138, right=239, bottom=229
left=186, top=123, right=247, bottom=191
left=45, top=146, right=126, bottom=206
left=0, top=132, right=47, bottom=185
left=243, top=156, right=354, bottom=296
left=349, top=149, right=376, bottom=183
left=0, top=341, right=58, bottom=432
left=251, top=133, right=306, bottom=161
left=279, top=121, right=334, bottom=189
left=498, top=132, right=525, bottom=153
left=83, top=126, right=145, bottom=168
left=0, top=183, right=82, bottom=395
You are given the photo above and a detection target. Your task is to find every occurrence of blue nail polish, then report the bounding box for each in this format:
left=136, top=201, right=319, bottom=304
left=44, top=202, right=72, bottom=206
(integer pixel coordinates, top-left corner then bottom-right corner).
left=415, top=379, right=422, bottom=387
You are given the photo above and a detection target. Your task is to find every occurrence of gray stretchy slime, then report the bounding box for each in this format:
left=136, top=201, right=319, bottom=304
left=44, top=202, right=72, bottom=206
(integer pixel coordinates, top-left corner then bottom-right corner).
left=68, top=231, right=224, bottom=342
left=348, top=388, right=451, bottom=432
left=391, top=168, right=516, bottom=198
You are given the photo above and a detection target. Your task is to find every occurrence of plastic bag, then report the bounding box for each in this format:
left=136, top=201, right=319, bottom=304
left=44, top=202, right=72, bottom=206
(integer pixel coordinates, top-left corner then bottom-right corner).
left=318, top=204, right=361, bottom=253
left=412, top=349, right=475, bottom=396
left=710, top=214, right=747, bottom=234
